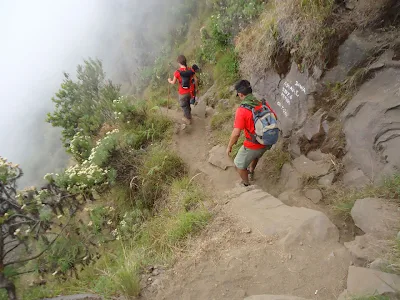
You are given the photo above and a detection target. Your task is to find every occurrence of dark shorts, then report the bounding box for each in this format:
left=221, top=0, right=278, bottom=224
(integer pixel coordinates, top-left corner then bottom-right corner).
left=179, top=93, right=192, bottom=119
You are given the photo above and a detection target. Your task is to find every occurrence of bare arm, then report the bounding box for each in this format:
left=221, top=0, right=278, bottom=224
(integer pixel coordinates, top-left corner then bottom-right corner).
left=168, top=76, right=177, bottom=84
left=226, top=128, right=241, bottom=157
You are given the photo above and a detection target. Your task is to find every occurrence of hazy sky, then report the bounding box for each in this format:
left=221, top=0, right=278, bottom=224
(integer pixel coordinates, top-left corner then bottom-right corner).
left=0, top=0, right=176, bottom=188
left=0, top=0, right=116, bottom=187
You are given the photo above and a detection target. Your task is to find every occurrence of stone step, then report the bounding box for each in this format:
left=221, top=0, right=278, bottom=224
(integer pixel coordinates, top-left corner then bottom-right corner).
left=226, top=187, right=339, bottom=249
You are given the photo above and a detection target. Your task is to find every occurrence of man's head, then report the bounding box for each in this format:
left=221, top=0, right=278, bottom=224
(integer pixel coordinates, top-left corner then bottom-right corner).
left=177, top=55, right=187, bottom=67
left=234, top=80, right=252, bottom=100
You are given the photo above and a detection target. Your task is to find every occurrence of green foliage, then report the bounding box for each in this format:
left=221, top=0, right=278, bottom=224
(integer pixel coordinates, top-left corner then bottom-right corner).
left=262, top=149, right=292, bottom=182
left=139, top=146, right=186, bottom=208
left=210, top=111, right=234, bottom=130
left=214, top=50, right=239, bottom=86
left=47, top=58, right=121, bottom=148
left=327, top=173, right=400, bottom=218
left=170, top=177, right=205, bottom=211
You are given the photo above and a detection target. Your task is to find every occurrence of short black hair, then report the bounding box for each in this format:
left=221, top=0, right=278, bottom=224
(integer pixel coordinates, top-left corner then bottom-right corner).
left=192, top=64, right=200, bottom=72
left=234, top=79, right=252, bottom=95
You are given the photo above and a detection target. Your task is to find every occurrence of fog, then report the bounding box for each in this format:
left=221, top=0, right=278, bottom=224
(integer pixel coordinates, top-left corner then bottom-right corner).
left=0, top=0, right=179, bottom=188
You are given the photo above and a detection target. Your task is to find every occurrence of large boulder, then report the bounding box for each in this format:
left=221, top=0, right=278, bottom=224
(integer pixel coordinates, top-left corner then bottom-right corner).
left=342, top=168, right=370, bottom=188
left=351, top=198, right=400, bottom=238
left=227, top=187, right=339, bottom=249
left=292, top=155, right=331, bottom=178
left=341, top=67, right=400, bottom=182
left=245, top=296, right=309, bottom=300
left=344, top=266, right=400, bottom=297
left=344, top=234, right=390, bottom=266
left=208, top=145, right=235, bottom=170
left=252, top=63, right=316, bottom=136
left=279, top=163, right=303, bottom=190
left=302, top=109, right=326, bottom=141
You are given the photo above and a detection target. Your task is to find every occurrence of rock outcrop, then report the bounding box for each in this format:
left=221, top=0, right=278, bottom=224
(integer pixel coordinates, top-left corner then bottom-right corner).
left=351, top=198, right=400, bottom=238
left=342, top=65, right=400, bottom=182
left=208, top=145, right=235, bottom=170
left=339, top=266, right=400, bottom=299
left=226, top=186, right=339, bottom=248
left=344, top=234, right=390, bottom=266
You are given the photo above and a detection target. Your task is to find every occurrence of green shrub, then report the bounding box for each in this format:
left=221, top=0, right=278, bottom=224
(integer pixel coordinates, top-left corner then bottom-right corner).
left=210, top=111, right=234, bottom=130
left=214, top=50, right=239, bottom=86
left=139, top=146, right=186, bottom=208
left=262, top=148, right=291, bottom=182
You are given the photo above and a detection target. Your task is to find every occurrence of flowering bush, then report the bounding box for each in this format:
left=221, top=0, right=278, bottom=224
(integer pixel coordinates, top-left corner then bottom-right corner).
left=50, top=162, right=112, bottom=195
left=89, top=129, right=120, bottom=167
left=69, top=132, right=93, bottom=162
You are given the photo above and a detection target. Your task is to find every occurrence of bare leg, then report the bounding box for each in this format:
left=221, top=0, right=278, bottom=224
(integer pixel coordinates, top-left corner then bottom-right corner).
left=237, top=168, right=250, bottom=185
left=249, top=158, right=259, bottom=173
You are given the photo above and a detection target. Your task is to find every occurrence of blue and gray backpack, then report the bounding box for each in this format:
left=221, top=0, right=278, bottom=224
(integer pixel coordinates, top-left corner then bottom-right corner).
left=240, top=99, right=279, bottom=146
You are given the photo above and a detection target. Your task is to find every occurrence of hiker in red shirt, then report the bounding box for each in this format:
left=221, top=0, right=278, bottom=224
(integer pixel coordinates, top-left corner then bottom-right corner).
left=168, top=55, right=197, bottom=125
left=227, top=80, right=277, bottom=186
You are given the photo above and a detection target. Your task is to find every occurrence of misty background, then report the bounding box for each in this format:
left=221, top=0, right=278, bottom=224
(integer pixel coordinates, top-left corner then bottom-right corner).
left=0, top=0, right=182, bottom=188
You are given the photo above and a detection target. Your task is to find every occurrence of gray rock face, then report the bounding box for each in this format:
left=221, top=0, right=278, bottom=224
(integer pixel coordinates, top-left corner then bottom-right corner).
left=251, top=63, right=316, bottom=135
left=302, top=109, right=326, bottom=141
left=292, top=155, right=331, bottom=178
left=306, top=150, right=330, bottom=162
left=346, top=266, right=400, bottom=297
left=351, top=198, right=400, bottom=238
left=344, top=234, right=390, bottom=266
left=208, top=145, right=235, bottom=170
left=341, top=67, right=400, bottom=182
left=279, top=163, right=302, bottom=190
left=343, top=168, right=370, bottom=188
left=245, top=296, right=309, bottom=300
left=227, top=187, right=339, bottom=249
left=370, top=258, right=389, bottom=271
left=304, top=188, right=323, bottom=204
left=323, top=31, right=377, bottom=83
left=318, top=173, right=335, bottom=186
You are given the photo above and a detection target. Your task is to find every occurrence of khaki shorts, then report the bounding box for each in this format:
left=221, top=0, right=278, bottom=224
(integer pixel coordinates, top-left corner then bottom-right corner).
left=234, top=145, right=270, bottom=170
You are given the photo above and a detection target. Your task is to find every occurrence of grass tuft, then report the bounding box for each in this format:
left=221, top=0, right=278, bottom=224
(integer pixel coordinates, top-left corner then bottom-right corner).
left=262, top=148, right=291, bottom=182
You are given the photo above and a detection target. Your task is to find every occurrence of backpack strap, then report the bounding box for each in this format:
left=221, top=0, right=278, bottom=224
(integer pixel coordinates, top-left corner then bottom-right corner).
left=239, top=104, right=259, bottom=144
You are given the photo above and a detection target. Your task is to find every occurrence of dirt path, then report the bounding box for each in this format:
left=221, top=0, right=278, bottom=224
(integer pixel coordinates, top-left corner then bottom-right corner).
left=143, top=108, right=349, bottom=300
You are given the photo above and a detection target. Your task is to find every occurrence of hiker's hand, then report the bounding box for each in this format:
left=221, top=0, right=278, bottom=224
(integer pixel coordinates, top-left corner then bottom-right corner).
left=226, top=146, right=232, bottom=157
left=168, top=78, right=173, bottom=84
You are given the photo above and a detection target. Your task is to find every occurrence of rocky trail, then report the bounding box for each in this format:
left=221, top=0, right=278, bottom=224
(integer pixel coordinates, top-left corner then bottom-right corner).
left=139, top=103, right=400, bottom=300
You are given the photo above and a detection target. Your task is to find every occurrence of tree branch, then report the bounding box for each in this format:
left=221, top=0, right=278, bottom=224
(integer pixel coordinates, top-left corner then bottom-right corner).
left=5, top=211, right=76, bottom=266
left=3, top=242, right=23, bottom=259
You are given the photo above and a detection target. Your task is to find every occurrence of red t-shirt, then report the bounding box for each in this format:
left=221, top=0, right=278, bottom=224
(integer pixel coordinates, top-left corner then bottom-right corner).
left=234, top=101, right=277, bottom=150
left=174, top=67, right=194, bottom=95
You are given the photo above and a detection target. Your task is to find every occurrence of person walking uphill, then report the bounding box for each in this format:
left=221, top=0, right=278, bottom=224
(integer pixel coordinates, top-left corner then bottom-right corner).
left=168, top=55, right=197, bottom=125
left=226, top=80, right=279, bottom=186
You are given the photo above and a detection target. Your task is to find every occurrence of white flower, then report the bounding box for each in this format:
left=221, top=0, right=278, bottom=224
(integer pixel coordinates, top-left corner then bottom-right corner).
left=83, top=256, right=89, bottom=261
left=57, top=215, right=63, bottom=219
left=52, top=270, right=58, bottom=276
left=107, top=220, right=112, bottom=225
left=116, top=236, right=120, bottom=241
left=108, top=206, right=115, bottom=212
left=14, top=228, right=21, bottom=235
left=25, top=228, right=31, bottom=234
left=120, top=220, right=127, bottom=227
left=88, top=221, right=93, bottom=226
left=4, top=213, right=9, bottom=217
